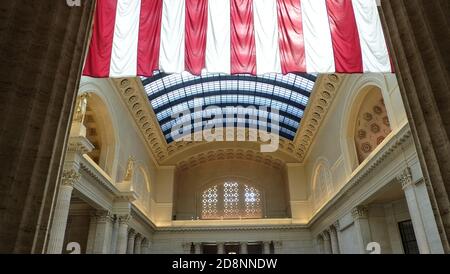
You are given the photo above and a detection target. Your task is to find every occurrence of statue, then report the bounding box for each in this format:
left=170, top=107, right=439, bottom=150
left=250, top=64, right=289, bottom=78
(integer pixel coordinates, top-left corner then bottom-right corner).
left=73, top=93, right=90, bottom=124
left=124, top=156, right=136, bottom=181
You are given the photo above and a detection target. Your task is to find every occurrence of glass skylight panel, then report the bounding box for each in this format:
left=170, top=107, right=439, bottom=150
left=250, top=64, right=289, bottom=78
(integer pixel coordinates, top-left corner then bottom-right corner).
left=141, top=72, right=316, bottom=142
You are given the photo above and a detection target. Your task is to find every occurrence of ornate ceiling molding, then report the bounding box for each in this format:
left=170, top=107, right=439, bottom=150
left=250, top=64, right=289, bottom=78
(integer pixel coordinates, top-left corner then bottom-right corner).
left=112, top=75, right=343, bottom=166
left=293, top=74, right=344, bottom=162
left=112, top=78, right=169, bottom=162
left=176, top=148, right=286, bottom=171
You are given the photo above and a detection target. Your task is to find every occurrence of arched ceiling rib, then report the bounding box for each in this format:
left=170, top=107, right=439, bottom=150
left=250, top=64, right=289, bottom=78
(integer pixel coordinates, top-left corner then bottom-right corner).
left=141, top=71, right=317, bottom=143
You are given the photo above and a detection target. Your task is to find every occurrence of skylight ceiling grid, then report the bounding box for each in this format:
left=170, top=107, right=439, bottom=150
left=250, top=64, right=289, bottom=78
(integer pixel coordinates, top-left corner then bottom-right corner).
left=142, top=71, right=317, bottom=143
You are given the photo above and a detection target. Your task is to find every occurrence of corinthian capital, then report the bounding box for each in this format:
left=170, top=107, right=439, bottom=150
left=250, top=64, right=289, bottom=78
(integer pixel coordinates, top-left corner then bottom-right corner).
left=351, top=205, right=368, bottom=220
left=61, top=169, right=81, bottom=187
left=397, top=167, right=413, bottom=189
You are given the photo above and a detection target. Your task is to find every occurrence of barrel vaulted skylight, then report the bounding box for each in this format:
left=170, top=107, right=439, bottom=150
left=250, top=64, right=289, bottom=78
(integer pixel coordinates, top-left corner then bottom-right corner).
left=141, top=71, right=317, bottom=143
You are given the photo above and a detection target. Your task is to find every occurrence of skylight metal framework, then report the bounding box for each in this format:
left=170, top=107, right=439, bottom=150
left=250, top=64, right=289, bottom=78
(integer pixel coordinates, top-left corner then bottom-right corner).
left=142, top=71, right=317, bottom=143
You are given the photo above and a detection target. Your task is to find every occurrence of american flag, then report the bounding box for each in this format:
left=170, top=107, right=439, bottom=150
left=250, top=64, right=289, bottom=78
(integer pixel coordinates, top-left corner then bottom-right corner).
left=83, top=0, right=393, bottom=78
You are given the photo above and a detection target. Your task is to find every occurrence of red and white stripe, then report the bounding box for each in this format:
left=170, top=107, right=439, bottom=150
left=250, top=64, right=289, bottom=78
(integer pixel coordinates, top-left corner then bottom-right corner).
left=83, top=0, right=393, bottom=77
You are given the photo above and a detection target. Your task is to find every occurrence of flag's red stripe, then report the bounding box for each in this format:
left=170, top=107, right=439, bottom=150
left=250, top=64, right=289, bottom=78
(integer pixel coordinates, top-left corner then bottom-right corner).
left=137, top=0, right=163, bottom=76
left=83, top=0, right=118, bottom=77
left=326, top=0, right=363, bottom=73
left=277, top=0, right=306, bottom=74
left=185, top=0, right=208, bottom=75
left=231, top=0, right=257, bottom=75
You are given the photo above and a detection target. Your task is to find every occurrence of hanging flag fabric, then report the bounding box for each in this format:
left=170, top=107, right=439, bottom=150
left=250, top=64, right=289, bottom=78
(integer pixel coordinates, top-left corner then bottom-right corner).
left=83, top=0, right=393, bottom=77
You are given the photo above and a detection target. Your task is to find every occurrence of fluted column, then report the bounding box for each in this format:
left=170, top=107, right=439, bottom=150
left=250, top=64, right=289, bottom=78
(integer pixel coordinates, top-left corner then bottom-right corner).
left=322, top=232, right=332, bottom=254
left=110, top=216, right=119, bottom=254
left=352, top=206, right=371, bottom=254
left=217, top=242, right=225, bottom=254
left=127, top=229, right=136, bottom=254
left=380, top=0, right=450, bottom=252
left=85, top=214, right=97, bottom=254
left=329, top=226, right=340, bottom=254
left=93, top=211, right=114, bottom=254
left=316, top=235, right=325, bottom=254
left=116, top=215, right=131, bottom=254
left=46, top=170, right=80, bottom=253
left=240, top=242, right=248, bottom=254
left=0, top=0, right=95, bottom=254
left=194, top=243, right=202, bottom=254
left=134, top=234, right=143, bottom=254
left=141, top=238, right=150, bottom=254
left=273, top=241, right=283, bottom=254
left=398, top=168, right=444, bottom=253
left=263, top=241, right=271, bottom=254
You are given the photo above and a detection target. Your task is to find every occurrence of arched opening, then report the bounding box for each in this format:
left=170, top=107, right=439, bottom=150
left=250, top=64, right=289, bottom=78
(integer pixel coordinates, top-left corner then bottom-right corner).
left=81, top=93, right=116, bottom=176
left=353, top=87, right=392, bottom=164
left=200, top=181, right=264, bottom=220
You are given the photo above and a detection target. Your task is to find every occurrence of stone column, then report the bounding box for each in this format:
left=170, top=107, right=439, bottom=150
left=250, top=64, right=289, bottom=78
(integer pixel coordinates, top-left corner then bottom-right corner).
left=263, top=241, right=271, bottom=254
left=116, top=215, right=131, bottom=254
left=127, top=229, right=136, bottom=254
left=0, top=0, right=96, bottom=254
left=329, top=226, right=340, bottom=254
left=273, top=241, right=283, bottom=254
left=316, top=235, right=325, bottom=254
left=322, top=232, right=332, bottom=254
left=398, top=168, right=445, bottom=254
left=142, top=238, right=151, bottom=254
left=352, top=206, right=371, bottom=254
left=240, top=242, right=248, bottom=254
left=194, top=243, right=202, bottom=254
left=85, top=214, right=97, bottom=254
left=217, top=242, right=225, bottom=254
left=110, top=216, right=119, bottom=254
left=182, top=243, right=192, bottom=254
left=134, top=234, right=143, bottom=254
left=46, top=170, right=80, bottom=254
left=93, top=211, right=114, bottom=254
left=380, top=0, right=450, bottom=252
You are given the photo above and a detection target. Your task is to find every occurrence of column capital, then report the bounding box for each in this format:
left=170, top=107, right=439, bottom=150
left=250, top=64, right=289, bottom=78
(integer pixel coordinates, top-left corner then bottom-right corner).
left=128, top=228, right=136, bottom=237
left=397, top=167, right=413, bottom=189
left=182, top=242, right=192, bottom=252
left=321, top=231, right=330, bottom=240
left=95, top=211, right=114, bottom=223
left=273, top=241, right=282, bottom=248
left=352, top=205, right=368, bottom=220
left=333, top=220, right=340, bottom=231
left=61, top=169, right=81, bottom=187
left=117, top=214, right=132, bottom=224
left=135, top=233, right=143, bottom=242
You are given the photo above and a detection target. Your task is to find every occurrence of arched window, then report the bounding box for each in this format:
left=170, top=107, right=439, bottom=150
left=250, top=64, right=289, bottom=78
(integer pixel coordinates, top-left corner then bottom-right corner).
left=201, top=181, right=262, bottom=220
left=354, top=88, right=392, bottom=163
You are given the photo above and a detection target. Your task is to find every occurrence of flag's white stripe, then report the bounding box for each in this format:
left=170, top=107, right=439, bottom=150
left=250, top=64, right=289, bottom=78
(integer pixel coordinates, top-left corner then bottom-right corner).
left=352, top=0, right=391, bottom=72
left=159, top=0, right=185, bottom=73
left=109, top=0, right=142, bottom=77
left=253, top=0, right=281, bottom=74
left=205, top=0, right=231, bottom=74
left=301, top=0, right=335, bottom=73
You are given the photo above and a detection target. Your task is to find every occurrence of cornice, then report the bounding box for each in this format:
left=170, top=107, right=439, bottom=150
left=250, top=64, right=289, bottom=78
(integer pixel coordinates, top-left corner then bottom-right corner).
left=112, top=78, right=169, bottom=163
left=156, top=224, right=308, bottom=232
left=308, top=123, right=413, bottom=226
left=293, top=74, right=343, bottom=162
